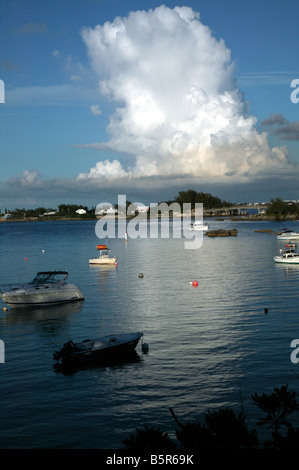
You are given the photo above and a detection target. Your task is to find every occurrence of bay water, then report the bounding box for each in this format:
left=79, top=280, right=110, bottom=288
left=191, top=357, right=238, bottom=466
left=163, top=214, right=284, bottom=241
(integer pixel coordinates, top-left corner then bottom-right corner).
left=1, top=218, right=299, bottom=448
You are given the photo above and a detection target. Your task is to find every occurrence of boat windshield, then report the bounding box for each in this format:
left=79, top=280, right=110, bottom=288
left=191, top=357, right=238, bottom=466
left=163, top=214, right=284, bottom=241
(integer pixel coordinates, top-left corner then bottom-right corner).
left=283, top=252, right=299, bottom=257
left=29, top=271, right=68, bottom=285
left=99, top=249, right=110, bottom=255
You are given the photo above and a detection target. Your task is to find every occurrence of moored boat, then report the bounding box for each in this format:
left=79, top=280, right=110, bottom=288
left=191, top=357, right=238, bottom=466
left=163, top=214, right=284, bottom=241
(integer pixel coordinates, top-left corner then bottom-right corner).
left=0, top=271, right=84, bottom=308
left=89, top=245, right=118, bottom=265
left=277, top=228, right=299, bottom=240
left=274, top=244, right=299, bottom=264
left=189, top=221, right=209, bottom=231
left=53, top=332, right=143, bottom=364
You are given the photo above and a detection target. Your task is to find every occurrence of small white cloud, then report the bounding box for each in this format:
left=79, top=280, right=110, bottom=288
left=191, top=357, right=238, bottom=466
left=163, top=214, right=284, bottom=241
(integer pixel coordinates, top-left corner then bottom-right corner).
left=10, top=169, right=42, bottom=187
left=90, top=104, right=102, bottom=115
left=52, top=50, right=60, bottom=57
left=77, top=160, right=127, bottom=179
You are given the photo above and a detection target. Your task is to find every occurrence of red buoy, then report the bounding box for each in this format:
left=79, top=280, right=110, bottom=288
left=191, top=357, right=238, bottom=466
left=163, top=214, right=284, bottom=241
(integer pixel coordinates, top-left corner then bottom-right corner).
left=192, top=280, right=198, bottom=287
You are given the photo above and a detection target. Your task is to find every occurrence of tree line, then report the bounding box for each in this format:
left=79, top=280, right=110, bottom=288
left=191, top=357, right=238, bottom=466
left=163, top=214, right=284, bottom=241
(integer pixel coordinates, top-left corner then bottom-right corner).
left=122, top=384, right=299, bottom=450
left=266, top=198, right=299, bottom=218
left=170, top=189, right=232, bottom=209
left=1, top=190, right=232, bottom=218
left=2, top=204, right=96, bottom=218
left=3, top=194, right=299, bottom=219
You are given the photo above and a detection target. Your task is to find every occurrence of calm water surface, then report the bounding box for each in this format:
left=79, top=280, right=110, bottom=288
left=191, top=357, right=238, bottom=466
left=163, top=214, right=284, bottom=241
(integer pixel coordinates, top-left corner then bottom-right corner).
left=1, top=218, right=299, bottom=448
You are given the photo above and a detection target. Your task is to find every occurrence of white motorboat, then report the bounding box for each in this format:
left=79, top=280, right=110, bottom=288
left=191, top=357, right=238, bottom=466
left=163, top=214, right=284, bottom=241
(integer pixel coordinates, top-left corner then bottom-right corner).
left=274, top=244, right=299, bottom=264
left=189, top=221, right=209, bottom=231
left=89, top=244, right=118, bottom=265
left=0, top=271, right=84, bottom=308
left=277, top=228, right=299, bottom=240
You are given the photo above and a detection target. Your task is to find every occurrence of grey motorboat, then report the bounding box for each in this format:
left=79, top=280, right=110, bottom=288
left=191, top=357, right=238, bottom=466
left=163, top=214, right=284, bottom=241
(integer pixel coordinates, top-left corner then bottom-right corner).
left=0, top=271, right=84, bottom=308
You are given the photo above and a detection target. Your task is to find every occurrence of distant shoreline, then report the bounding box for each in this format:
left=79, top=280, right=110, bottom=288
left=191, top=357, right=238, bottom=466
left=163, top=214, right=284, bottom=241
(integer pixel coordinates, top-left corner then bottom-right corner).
left=0, top=217, right=96, bottom=223
left=1, top=214, right=298, bottom=223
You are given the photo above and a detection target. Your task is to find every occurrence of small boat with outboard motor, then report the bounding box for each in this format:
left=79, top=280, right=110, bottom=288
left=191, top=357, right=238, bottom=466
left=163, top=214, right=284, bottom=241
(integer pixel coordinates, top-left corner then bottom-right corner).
left=53, top=332, right=144, bottom=364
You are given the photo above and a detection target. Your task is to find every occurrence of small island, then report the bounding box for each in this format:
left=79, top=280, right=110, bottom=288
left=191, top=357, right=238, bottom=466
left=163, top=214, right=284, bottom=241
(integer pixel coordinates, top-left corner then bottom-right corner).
left=205, top=228, right=238, bottom=237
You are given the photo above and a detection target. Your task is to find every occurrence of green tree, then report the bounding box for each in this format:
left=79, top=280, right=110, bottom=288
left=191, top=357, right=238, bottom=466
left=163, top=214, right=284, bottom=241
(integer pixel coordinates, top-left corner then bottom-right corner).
left=122, top=385, right=299, bottom=449
left=170, top=407, right=258, bottom=449
left=11, top=208, right=26, bottom=218
left=266, top=198, right=288, bottom=218
left=26, top=207, right=51, bottom=217
left=252, top=384, right=299, bottom=447
left=174, top=189, right=231, bottom=210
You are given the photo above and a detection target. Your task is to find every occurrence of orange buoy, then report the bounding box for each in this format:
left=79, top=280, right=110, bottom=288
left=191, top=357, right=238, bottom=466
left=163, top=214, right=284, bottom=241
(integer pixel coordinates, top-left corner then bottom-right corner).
left=192, top=280, right=198, bottom=287
left=96, top=244, right=107, bottom=250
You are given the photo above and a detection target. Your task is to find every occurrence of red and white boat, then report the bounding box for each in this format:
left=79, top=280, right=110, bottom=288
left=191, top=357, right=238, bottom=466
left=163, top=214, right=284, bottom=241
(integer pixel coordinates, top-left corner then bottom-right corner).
left=89, top=245, right=118, bottom=265
left=274, top=244, right=299, bottom=264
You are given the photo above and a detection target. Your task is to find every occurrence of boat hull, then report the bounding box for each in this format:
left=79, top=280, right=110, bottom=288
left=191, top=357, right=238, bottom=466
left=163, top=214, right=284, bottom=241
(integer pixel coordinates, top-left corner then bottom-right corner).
left=89, top=257, right=117, bottom=265
left=277, top=231, right=299, bottom=240
left=0, top=283, right=84, bottom=307
left=189, top=224, right=208, bottom=231
left=277, top=236, right=299, bottom=240
left=54, top=332, right=143, bottom=364
left=274, top=256, right=299, bottom=264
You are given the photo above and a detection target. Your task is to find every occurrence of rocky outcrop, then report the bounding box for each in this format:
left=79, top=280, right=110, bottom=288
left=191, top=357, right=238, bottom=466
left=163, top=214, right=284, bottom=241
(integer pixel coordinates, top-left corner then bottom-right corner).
left=205, top=229, right=238, bottom=237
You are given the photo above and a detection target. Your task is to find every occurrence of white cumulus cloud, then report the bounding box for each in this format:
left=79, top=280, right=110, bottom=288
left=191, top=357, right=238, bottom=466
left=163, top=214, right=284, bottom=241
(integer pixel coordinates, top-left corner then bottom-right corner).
left=11, top=169, right=42, bottom=187
left=76, top=5, right=293, bottom=186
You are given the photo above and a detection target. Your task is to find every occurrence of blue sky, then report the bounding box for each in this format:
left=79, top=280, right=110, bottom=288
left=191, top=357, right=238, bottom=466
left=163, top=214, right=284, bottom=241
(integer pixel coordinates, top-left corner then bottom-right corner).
left=1, top=0, right=299, bottom=209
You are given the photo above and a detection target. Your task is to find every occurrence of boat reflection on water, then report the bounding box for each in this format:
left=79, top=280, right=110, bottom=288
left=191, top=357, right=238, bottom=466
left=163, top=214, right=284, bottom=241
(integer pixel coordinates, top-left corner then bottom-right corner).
left=89, top=264, right=119, bottom=279
left=2, top=300, right=84, bottom=326
left=53, top=349, right=143, bottom=375
left=274, top=262, right=299, bottom=279
left=53, top=332, right=146, bottom=374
